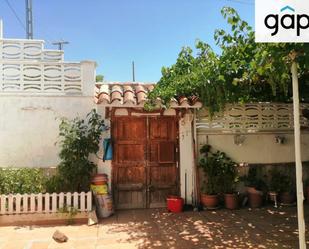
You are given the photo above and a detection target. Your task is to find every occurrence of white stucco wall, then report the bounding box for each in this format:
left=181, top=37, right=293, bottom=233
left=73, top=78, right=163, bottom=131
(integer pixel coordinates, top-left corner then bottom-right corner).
left=0, top=95, right=97, bottom=168
left=0, top=36, right=98, bottom=169
left=197, top=132, right=309, bottom=164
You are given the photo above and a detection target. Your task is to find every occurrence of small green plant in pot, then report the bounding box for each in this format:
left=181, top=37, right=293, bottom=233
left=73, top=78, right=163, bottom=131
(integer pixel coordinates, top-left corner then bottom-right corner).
left=220, top=156, right=239, bottom=210
left=277, top=173, right=295, bottom=205
left=242, top=167, right=267, bottom=208
left=269, top=169, right=295, bottom=205
left=199, top=145, right=237, bottom=209
left=269, top=169, right=282, bottom=194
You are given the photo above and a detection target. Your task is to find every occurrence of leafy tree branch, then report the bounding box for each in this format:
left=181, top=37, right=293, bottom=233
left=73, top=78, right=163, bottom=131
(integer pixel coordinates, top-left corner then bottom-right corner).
left=147, top=7, right=309, bottom=115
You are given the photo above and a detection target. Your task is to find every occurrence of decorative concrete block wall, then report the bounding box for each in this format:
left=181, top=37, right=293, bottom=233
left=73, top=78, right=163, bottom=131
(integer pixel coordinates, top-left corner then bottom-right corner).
left=196, top=103, right=309, bottom=164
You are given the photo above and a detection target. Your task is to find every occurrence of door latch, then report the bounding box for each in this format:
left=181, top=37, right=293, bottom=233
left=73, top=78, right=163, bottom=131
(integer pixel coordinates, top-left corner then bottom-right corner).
left=147, top=185, right=154, bottom=192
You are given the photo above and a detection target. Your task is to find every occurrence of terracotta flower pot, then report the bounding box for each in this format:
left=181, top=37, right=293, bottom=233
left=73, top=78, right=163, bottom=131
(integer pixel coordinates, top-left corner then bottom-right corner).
left=201, top=194, right=219, bottom=209
left=92, top=174, right=108, bottom=185
left=247, top=187, right=262, bottom=195
left=280, top=192, right=295, bottom=205
left=248, top=192, right=263, bottom=208
left=224, top=193, right=239, bottom=210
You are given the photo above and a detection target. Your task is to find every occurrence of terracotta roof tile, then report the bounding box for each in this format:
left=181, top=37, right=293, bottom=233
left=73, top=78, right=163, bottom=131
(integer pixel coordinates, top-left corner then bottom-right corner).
left=179, top=97, right=189, bottom=106
left=98, top=92, right=110, bottom=104
left=135, top=85, right=147, bottom=93
left=111, top=91, right=122, bottom=103
left=94, top=82, right=202, bottom=108
left=136, top=91, right=147, bottom=104
left=147, top=85, right=155, bottom=91
left=111, top=85, right=123, bottom=94
left=123, top=85, right=134, bottom=93
left=124, top=90, right=136, bottom=105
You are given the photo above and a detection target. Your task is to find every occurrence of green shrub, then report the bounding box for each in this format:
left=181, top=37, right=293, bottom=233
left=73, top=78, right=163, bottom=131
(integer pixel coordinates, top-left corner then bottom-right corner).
left=0, top=110, right=105, bottom=195
left=269, top=169, right=294, bottom=193
left=199, top=145, right=238, bottom=195
left=241, top=166, right=267, bottom=192
left=55, top=109, right=105, bottom=192
left=44, top=175, right=64, bottom=193
left=0, top=168, right=47, bottom=194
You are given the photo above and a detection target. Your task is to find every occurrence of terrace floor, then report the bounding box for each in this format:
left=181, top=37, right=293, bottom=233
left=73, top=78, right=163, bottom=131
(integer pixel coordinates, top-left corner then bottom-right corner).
left=1, top=205, right=309, bottom=249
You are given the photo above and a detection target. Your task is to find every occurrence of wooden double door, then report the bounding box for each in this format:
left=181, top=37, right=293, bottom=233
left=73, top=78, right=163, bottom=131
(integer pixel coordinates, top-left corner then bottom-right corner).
left=112, top=116, right=179, bottom=209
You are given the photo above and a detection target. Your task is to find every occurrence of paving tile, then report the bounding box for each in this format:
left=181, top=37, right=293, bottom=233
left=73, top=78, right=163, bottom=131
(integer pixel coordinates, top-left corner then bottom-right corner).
left=98, top=215, right=118, bottom=225
left=275, top=240, right=299, bottom=249
left=0, top=241, right=6, bottom=249
left=47, top=240, right=75, bottom=249
left=72, top=239, right=97, bottom=249
left=200, top=213, right=246, bottom=228
left=263, top=226, right=299, bottom=241
left=0, top=240, right=28, bottom=249
left=0, top=206, right=308, bottom=248
left=96, top=237, right=123, bottom=246
left=29, top=241, right=50, bottom=249
left=252, top=238, right=288, bottom=249
left=116, top=210, right=137, bottom=223
left=96, top=244, right=138, bottom=249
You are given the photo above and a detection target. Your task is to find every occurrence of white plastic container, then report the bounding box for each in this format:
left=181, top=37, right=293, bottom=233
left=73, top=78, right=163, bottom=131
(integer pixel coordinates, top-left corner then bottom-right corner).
left=95, top=194, right=114, bottom=218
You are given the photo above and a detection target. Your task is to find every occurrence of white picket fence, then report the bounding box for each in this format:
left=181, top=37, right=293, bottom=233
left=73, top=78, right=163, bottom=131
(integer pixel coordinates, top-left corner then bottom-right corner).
left=0, top=192, right=92, bottom=215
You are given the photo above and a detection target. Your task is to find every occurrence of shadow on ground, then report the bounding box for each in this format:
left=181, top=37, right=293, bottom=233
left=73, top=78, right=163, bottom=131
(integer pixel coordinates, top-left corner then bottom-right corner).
left=98, top=205, right=309, bottom=249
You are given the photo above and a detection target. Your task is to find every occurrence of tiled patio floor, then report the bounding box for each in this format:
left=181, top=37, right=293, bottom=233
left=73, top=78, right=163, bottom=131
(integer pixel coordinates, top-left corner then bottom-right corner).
left=1, top=205, right=309, bottom=249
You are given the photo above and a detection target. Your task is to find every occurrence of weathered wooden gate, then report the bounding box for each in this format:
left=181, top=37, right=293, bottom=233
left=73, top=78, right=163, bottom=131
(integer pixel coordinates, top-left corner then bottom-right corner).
left=112, top=115, right=179, bottom=209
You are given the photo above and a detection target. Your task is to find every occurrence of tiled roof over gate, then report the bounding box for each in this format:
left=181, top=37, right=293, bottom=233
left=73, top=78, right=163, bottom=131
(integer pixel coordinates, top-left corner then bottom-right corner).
left=94, top=82, right=202, bottom=108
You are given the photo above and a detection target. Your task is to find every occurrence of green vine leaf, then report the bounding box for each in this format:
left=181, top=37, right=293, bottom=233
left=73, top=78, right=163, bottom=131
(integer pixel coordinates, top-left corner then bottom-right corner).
left=146, top=7, right=309, bottom=117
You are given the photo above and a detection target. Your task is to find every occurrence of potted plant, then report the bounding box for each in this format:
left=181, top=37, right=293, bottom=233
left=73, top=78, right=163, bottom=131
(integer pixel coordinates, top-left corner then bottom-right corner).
left=242, top=167, right=266, bottom=208
left=220, top=154, right=239, bottom=210
left=278, top=173, right=295, bottom=205
left=268, top=169, right=295, bottom=206
left=199, top=145, right=221, bottom=209
left=199, top=145, right=238, bottom=209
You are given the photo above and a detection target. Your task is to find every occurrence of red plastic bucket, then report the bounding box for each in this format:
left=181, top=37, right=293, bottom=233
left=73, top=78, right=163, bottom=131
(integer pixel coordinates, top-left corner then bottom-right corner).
left=167, top=196, right=184, bottom=213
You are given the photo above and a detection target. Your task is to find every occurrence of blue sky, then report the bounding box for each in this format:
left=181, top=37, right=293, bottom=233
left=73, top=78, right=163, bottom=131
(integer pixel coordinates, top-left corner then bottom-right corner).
left=0, top=0, right=254, bottom=82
